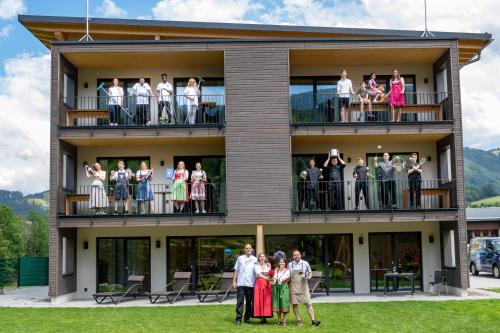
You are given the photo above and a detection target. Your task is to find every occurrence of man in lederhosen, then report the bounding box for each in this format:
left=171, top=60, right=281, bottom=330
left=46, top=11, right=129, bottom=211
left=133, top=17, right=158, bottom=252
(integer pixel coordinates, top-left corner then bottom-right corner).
left=288, top=250, right=321, bottom=327
left=233, top=243, right=257, bottom=325
left=110, top=160, right=131, bottom=214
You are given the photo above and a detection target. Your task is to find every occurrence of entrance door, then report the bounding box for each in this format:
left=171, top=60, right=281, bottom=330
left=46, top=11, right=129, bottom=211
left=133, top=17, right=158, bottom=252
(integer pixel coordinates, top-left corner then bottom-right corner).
left=97, top=238, right=151, bottom=292
left=369, top=232, right=422, bottom=292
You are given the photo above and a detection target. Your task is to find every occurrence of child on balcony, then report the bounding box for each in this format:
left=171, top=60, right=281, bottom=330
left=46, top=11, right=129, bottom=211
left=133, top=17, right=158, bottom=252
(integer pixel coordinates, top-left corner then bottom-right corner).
left=357, top=82, right=374, bottom=121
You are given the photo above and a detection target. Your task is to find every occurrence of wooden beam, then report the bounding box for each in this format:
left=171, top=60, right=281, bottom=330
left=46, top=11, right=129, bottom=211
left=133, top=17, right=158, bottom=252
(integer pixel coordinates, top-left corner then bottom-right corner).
left=54, top=31, right=66, bottom=41
left=256, top=225, right=264, bottom=254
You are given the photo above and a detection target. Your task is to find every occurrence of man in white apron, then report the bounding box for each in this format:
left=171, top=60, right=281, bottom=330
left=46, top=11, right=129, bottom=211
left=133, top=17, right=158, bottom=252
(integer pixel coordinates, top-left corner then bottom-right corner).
left=233, top=244, right=257, bottom=325
left=288, top=250, right=321, bottom=327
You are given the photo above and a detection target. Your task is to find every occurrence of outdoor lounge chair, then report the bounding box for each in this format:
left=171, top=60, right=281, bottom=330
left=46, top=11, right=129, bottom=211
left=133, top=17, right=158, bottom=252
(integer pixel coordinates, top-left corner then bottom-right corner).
left=195, top=272, right=234, bottom=303
left=147, top=271, right=192, bottom=304
left=93, top=275, right=145, bottom=305
left=308, top=271, right=329, bottom=296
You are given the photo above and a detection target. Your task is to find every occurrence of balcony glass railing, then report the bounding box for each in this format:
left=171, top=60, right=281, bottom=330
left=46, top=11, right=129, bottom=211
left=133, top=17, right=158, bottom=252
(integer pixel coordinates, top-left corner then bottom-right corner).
left=61, top=95, right=225, bottom=127
left=292, top=179, right=456, bottom=213
left=290, top=92, right=452, bottom=124
left=61, top=183, right=226, bottom=217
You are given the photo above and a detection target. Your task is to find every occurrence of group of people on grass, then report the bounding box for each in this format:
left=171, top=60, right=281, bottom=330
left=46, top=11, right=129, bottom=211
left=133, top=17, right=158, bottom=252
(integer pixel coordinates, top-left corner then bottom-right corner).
left=338, top=69, right=406, bottom=122
left=233, top=244, right=321, bottom=327
left=84, top=160, right=209, bottom=215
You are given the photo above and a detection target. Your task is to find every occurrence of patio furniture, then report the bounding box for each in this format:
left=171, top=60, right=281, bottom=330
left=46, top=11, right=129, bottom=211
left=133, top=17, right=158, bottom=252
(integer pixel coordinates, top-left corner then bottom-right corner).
left=309, top=271, right=329, bottom=296
left=195, top=272, right=234, bottom=303
left=383, top=272, right=415, bottom=296
left=93, top=275, right=145, bottom=305
left=428, top=270, right=448, bottom=296
left=147, top=271, right=191, bottom=304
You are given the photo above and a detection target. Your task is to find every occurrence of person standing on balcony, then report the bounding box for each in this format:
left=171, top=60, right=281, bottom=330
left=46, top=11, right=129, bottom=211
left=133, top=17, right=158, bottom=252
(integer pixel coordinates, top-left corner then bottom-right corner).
left=388, top=69, right=405, bottom=122
left=337, top=69, right=354, bottom=122
left=324, top=151, right=345, bottom=210
left=156, top=73, right=174, bottom=125
left=405, top=153, right=423, bottom=209
left=353, top=157, right=370, bottom=210
left=190, top=162, right=207, bottom=213
left=304, top=159, right=323, bottom=211
left=375, top=153, right=397, bottom=209
left=85, top=162, right=108, bottom=215
left=184, top=78, right=200, bottom=125
left=135, top=161, right=154, bottom=214
left=110, top=160, right=131, bottom=214
left=172, top=161, right=190, bottom=212
left=253, top=253, right=273, bottom=324
left=130, top=78, right=152, bottom=125
left=106, top=78, right=124, bottom=126
left=288, top=250, right=321, bottom=327
left=233, top=244, right=257, bottom=325
left=357, top=82, right=374, bottom=121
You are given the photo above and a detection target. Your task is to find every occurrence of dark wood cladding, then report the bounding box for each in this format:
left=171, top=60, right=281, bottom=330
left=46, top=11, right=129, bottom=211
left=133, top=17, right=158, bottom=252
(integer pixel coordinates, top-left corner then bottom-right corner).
left=224, top=46, right=291, bottom=224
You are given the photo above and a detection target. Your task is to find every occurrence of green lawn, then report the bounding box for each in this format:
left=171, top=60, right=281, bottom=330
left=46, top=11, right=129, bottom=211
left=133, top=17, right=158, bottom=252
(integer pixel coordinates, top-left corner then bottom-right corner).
left=1, top=300, right=500, bottom=332
left=486, top=288, right=500, bottom=293
left=470, top=195, right=500, bottom=207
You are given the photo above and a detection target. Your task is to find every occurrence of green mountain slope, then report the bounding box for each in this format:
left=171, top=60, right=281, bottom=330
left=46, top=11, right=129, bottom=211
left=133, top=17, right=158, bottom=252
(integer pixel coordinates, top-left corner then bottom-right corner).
left=0, top=190, right=49, bottom=216
left=464, top=147, right=500, bottom=203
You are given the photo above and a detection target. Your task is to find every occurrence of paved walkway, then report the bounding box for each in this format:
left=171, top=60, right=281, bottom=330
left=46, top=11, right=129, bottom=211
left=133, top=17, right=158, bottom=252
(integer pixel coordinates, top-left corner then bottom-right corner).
left=1, top=284, right=500, bottom=308
left=469, top=272, right=500, bottom=289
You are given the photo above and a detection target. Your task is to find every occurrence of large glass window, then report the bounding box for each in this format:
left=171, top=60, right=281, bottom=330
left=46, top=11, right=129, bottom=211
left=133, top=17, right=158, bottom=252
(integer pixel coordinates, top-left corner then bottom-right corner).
left=265, top=234, right=353, bottom=292
left=290, top=77, right=339, bottom=123
left=97, top=237, right=150, bottom=292
left=369, top=232, right=422, bottom=292
left=167, top=236, right=255, bottom=290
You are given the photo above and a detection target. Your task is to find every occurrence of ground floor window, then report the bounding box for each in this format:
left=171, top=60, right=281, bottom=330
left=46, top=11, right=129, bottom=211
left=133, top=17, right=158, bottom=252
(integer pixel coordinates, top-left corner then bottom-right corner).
left=369, top=232, right=422, bottom=292
left=265, top=234, right=353, bottom=292
left=97, top=237, right=151, bottom=292
left=167, top=236, right=255, bottom=290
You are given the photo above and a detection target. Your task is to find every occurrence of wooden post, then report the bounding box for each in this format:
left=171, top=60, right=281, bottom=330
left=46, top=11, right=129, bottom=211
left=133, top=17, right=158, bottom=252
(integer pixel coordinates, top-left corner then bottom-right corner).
left=256, top=224, right=264, bottom=254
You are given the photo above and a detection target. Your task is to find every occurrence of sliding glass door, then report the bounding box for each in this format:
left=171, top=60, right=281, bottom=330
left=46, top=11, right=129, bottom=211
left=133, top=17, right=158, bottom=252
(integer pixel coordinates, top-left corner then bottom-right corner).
left=97, top=237, right=151, bottom=292
left=369, top=232, right=422, bottom=292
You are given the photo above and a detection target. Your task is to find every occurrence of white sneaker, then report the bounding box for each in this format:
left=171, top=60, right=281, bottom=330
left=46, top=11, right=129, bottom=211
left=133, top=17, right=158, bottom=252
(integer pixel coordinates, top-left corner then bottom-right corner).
left=202, top=210, right=206, bottom=213
left=195, top=210, right=199, bottom=213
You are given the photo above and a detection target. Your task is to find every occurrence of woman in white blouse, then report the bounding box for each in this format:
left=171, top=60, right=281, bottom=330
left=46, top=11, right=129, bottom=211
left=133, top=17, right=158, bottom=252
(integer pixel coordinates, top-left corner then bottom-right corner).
left=172, top=161, right=190, bottom=212
left=85, top=162, right=108, bottom=215
left=183, top=78, right=200, bottom=125
left=190, top=162, right=207, bottom=213
left=337, top=69, right=355, bottom=122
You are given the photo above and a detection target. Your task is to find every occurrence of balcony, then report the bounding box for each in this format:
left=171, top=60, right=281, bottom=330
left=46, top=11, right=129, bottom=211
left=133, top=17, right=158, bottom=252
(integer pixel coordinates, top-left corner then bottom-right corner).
left=60, top=182, right=226, bottom=218
left=290, top=92, right=452, bottom=126
left=61, top=94, right=225, bottom=129
left=292, top=179, right=457, bottom=214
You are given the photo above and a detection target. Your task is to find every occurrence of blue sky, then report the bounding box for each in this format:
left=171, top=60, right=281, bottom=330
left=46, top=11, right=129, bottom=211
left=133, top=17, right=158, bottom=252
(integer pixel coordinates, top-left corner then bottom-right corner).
left=0, top=0, right=498, bottom=193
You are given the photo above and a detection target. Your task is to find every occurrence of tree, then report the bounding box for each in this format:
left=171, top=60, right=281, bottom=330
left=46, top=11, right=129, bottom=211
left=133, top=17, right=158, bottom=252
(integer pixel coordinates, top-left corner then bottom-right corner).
left=0, top=205, right=24, bottom=258
left=24, top=211, right=49, bottom=257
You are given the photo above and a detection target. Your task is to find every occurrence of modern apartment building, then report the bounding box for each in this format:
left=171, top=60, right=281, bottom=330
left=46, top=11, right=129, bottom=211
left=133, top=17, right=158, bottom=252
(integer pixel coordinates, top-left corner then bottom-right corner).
left=19, top=15, right=492, bottom=302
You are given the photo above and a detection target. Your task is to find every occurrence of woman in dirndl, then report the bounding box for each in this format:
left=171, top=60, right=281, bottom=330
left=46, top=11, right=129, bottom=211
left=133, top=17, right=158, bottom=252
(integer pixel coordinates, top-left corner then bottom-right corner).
left=135, top=161, right=154, bottom=214
left=389, top=68, right=405, bottom=122
left=253, top=253, right=273, bottom=324
left=190, top=162, right=207, bottom=213
left=172, top=161, right=189, bottom=212
left=85, top=162, right=108, bottom=215
left=272, top=257, right=290, bottom=326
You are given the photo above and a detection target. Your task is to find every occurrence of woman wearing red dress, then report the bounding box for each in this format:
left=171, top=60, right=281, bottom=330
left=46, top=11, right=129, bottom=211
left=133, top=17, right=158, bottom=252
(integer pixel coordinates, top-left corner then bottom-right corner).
left=253, top=253, right=273, bottom=324
left=389, top=68, right=405, bottom=122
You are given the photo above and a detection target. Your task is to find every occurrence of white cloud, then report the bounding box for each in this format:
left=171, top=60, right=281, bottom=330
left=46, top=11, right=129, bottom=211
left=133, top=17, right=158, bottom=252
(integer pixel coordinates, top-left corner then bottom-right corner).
left=0, top=0, right=25, bottom=20
left=96, top=0, right=127, bottom=18
left=0, top=25, right=13, bottom=38
left=0, top=53, right=50, bottom=194
left=152, top=0, right=253, bottom=22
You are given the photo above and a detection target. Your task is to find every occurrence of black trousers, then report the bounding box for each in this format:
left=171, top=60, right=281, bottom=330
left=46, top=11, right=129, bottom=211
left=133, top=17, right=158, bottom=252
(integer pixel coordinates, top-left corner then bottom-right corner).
left=134, top=104, right=150, bottom=125
left=409, top=177, right=422, bottom=208
left=305, top=185, right=319, bottom=210
left=355, top=181, right=369, bottom=208
left=328, top=181, right=343, bottom=210
left=381, top=180, right=397, bottom=209
left=108, top=105, right=121, bottom=124
left=236, top=286, right=253, bottom=321
left=158, top=101, right=174, bottom=123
